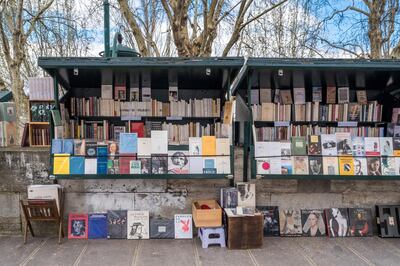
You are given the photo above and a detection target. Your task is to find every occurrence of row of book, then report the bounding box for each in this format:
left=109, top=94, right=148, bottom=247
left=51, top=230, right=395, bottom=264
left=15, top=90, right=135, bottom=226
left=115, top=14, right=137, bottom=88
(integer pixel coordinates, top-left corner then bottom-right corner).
left=255, top=135, right=400, bottom=157
left=252, top=102, right=382, bottom=122
left=31, top=128, right=51, bottom=146
left=255, top=126, right=385, bottom=141
left=0, top=121, right=17, bottom=147
left=71, top=97, right=221, bottom=118
left=68, top=120, right=230, bottom=143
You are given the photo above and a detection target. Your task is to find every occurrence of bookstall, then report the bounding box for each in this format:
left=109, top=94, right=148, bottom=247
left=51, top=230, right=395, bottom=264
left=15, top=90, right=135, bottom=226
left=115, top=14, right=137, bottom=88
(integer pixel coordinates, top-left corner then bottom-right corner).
left=243, top=58, right=400, bottom=180
left=38, top=57, right=243, bottom=180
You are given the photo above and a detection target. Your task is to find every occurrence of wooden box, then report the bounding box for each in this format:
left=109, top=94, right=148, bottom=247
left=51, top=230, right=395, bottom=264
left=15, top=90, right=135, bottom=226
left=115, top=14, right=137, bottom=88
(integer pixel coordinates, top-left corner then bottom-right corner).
left=192, top=200, right=222, bottom=227
left=226, top=213, right=264, bottom=249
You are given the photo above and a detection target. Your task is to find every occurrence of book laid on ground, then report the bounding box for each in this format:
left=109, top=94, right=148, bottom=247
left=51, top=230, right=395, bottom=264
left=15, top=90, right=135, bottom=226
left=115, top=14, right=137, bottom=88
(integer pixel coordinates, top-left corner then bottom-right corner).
left=379, top=137, right=393, bottom=156
left=236, top=182, right=256, bottom=207
left=88, top=213, right=107, bottom=239
left=325, top=208, right=349, bottom=237
left=353, top=157, right=368, bottom=175
left=322, top=157, right=339, bottom=175
left=150, top=218, right=175, bottom=239
left=68, top=213, right=88, bottom=239
left=301, top=209, right=326, bottom=237
left=338, top=157, right=354, bottom=175
left=365, top=137, right=380, bottom=156
left=321, top=134, right=337, bottom=156
left=168, top=150, right=189, bottom=174
left=151, top=130, right=168, bottom=154
left=279, top=209, right=302, bottom=236
left=293, top=156, right=309, bottom=175
left=256, top=206, right=280, bottom=236
left=336, top=132, right=352, bottom=156
left=308, top=156, right=323, bottom=175
left=127, top=211, right=150, bottom=239
left=308, top=135, right=321, bottom=155
left=174, top=214, right=193, bottom=239
left=220, top=188, right=238, bottom=208
left=107, top=210, right=127, bottom=239
left=348, top=208, right=373, bottom=237
left=381, top=157, right=396, bottom=175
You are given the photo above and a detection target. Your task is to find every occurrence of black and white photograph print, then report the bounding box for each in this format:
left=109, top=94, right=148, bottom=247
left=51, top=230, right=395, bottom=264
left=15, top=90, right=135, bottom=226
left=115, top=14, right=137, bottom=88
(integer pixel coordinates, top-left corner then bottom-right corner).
left=168, top=150, right=189, bottom=174
left=236, top=182, right=256, bottom=207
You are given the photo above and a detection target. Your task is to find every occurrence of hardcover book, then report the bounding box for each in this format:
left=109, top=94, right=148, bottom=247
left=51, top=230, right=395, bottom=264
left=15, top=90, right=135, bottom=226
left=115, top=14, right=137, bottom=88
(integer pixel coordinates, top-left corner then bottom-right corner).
left=115, top=86, right=126, bottom=100
left=130, top=87, right=139, bottom=101
left=351, top=137, right=365, bottom=156
left=322, top=157, right=339, bottom=175
left=291, top=137, right=307, bottom=156
left=312, top=87, right=322, bottom=102
left=120, top=133, right=138, bottom=154
left=88, top=213, right=107, bottom=239
left=151, top=130, right=168, bottom=154
left=338, top=157, right=354, bottom=175
left=236, top=182, right=256, bottom=207
left=257, top=206, right=280, bottom=236
left=107, top=210, right=127, bottom=239
left=367, top=157, right=382, bottom=175
left=336, top=132, right=352, bottom=156
left=301, top=210, right=326, bottom=237
left=174, top=214, right=193, bottom=239
left=70, top=157, right=85, bottom=175
left=308, top=156, right=323, bottom=175
left=151, top=154, right=168, bottom=174
left=279, top=209, right=302, bottom=236
left=127, top=211, right=150, bottom=239
left=308, top=135, right=321, bottom=155
left=379, top=137, right=393, bottom=156
left=321, top=134, right=337, bottom=156
left=365, top=137, right=380, bottom=156
left=168, top=150, right=189, bottom=174
left=281, top=157, right=293, bottom=174
left=260, top=88, right=272, bottom=103
left=202, top=136, right=216, bottom=156
left=353, top=157, right=367, bottom=175
left=325, top=208, right=349, bottom=237
left=130, top=160, right=141, bottom=174
left=130, top=122, right=144, bottom=138
left=68, top=214, right=88, bottom=239
left=113, top=126, right=126, bottom=141
left=381, top=157, right=396, bottom=175
left=348, top=208, right=373, bottom=237
left=293, top=156, right=309, bottom=175
left=220, top=188, right=238, bottom=208
left=101, top=85, right=113, bottom=99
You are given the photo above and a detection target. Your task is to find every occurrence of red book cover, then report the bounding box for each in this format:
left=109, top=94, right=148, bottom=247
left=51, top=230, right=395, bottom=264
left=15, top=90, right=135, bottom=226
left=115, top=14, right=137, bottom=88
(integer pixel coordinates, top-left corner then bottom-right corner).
left=120, top=154, right=136, bottom=174
left=68, top=213, right=89, bottom=239
left=130, top=122, right=144, bottom=137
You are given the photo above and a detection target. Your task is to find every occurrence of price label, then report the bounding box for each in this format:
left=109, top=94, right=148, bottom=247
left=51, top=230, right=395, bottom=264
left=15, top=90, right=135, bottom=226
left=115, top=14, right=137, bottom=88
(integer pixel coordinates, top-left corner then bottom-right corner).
left=121, top=116, right=142, bottom=121
left=274, top=121, right=290, bottom=127
left=167, top=116, right=183, bottom=121
left=338, top=121, right=358, bottom=127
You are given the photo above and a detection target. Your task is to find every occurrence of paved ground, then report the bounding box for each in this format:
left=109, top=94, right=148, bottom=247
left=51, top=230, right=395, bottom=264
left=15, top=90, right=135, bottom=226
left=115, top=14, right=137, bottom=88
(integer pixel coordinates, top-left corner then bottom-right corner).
left=1, top=235, right=400, bottom=266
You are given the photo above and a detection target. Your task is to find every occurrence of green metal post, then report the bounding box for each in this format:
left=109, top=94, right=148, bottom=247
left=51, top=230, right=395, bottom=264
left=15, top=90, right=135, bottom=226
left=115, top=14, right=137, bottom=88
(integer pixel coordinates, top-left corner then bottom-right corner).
left=49, top=74, right=59, bottom=178
left=243, top=71, right=253, bottom=182
left=103, top=0, right=110, bottom=57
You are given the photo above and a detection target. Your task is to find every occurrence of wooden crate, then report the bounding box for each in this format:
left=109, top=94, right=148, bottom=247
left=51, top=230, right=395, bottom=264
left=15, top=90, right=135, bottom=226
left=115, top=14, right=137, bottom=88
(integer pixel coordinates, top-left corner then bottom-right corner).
left=192, top=200, right=222, bottom=227
left=29, top=122, right=50, bottom=147
left=226, top=213, right=264, bottom=249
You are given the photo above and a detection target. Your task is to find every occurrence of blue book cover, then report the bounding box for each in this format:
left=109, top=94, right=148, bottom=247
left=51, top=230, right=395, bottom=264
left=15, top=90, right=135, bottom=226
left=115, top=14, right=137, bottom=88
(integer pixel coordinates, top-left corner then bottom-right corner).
left=51, top=139, right=63, bottom=154
left=70, top=157, right=85, bottom=174
left=97, top=145, right=108, bottom=158
left=63, top=139, right=75, bottom=155
left=120, top=133, right=138, bottom=154
left=97, top=157, right=108, bottom=174
left=88, top=213, right=107, bottom=239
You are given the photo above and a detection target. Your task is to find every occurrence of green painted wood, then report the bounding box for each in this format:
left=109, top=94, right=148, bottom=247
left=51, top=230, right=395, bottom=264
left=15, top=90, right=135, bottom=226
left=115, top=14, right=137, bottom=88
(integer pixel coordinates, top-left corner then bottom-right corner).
left=53, top=174, right=229, bottom=180
left=259, top=174, right=400, bottom=180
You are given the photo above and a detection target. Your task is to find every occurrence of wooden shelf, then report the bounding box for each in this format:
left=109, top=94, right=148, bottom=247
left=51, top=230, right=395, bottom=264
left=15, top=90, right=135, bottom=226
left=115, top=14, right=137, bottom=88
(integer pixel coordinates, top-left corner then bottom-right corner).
left=29, top=122, right=50, bottom=125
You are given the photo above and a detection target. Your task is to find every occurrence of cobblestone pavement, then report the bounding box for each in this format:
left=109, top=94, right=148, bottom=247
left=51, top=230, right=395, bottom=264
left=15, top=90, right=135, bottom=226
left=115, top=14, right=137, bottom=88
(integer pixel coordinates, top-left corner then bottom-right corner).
left=1, top=235, right=400, bottom=266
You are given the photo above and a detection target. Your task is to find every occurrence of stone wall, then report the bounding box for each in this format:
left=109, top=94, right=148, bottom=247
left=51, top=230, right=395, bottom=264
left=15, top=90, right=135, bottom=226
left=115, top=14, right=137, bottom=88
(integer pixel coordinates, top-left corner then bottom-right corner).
left=1, top=147, right=400, bottom=235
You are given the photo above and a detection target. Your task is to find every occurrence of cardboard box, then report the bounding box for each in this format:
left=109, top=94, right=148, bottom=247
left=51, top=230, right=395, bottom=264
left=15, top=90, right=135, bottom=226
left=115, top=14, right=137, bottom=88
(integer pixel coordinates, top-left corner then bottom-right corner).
left=225, top=212, right=263, bottom=249
left=192, top=200, right=222, bottom=227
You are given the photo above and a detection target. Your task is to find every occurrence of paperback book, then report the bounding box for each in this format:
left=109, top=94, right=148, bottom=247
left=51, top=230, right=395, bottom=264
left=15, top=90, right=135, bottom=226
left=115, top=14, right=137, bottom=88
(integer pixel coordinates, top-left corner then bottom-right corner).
left=68, top=214, right=88, bottom=239
left=353, top=157, right=367, bottom=175
left=381, top=157, right=396, bottom=175
left=293, top=156, right=309, bottom=175
left=325, top=208, right=349, bottom=237
left=308, top=156, right=323, bottom=175
left=366, top=157, right=382, bottom=175
left=174, top=214, right=193, bottom=239
left=338, top=157, right=354, bottom=175
left=301, top=210, right=326, bottom=237
left=379, top=137, right=393, bottom=156
left=308, top=135, right=321, bottom=155
left=291, top=137, right=307, bottom=155
left=151, top=155, right=168, bottom=174
left=220, top=188, right=238, bottom=208
left=281, top=157, right=293, bottom=174
left=348, top=208, right=373, bottom=237
left=257, top=157, right=281, bottom=175
left=321, top=134, right=337, bottom=156
left=127, top=211, right=150, bottom=239
left=257, top=206, right=280, bottom=236
left=365, top=137, right=380, bottom=156
left=88, top=213, right=107, bottom=239
left=336, top=132, right=352, bottom=156
left=351, top=137, right=365, bottom=156
left=322, top=157, right=339, bottom=175
left=168, top=150, right=189, bottom=174
left=279, top=209, right=302, bottom=236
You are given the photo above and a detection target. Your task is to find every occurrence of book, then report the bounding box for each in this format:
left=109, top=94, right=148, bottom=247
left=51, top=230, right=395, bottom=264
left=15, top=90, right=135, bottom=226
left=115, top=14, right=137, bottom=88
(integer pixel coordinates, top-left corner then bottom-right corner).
left=27, top=184, right=62, bottom=213
left=348, top=103, right=361, bottom=121
left=107, top=210, right=127, bottom=239
left=107, top=141, right=119, bottom=159
left=101, top=85, right=113, bottom=99
left=220, top=188, right=238, bottom=208
left=74, top=139, right=85, bottom=155
left=393, top=137, right=400, bottom=156
left=107, top=159, right=120, bottom=174
left=366, top=157, right=382, bottom=175
left=51, top=110, right=62, bottom=126
left=127, top=211, right=150, bottom=239
left=150, top=218, right=175, bottom=239
left=308, top=135, right=321, bottom=155
left=301, top=210, right=326, bottom=237
left=257, top=157, right=281, bottom=175
left=356, top=90, right=367, bottom=104
left=325, top=208, right=349, bottom=237
left=97, top=144, right=108, bottom=158
left=202, top=136, right=216, bottom=156
left=70, top=157, right=85, bottom=174
left=203, top=157, right=216, bottom=174
left=130, top=122, right=144, bottom=138
left=174, top=214, right=193, bottom=239
left=168, top=150, right=189, bottom=174
left=381, top=157, right=396, bottom=175
left=326, top=87, right=336, bottom=104
left=139, top=158, right=151, bottom=174
left=236, top=183, right=256, bottom=207
left=293, top=156, right=309, bottom=175
left=280, top=142, right=291, bottom=156
left=273, top=89, right=281, bottom=103
left=251, top=89, right=259, bottom=105
left=97, top=157, right=108, bottom=175
left=321, top=134, right=337, bottom=156
left=88, top=213, right=107, bottom=239
left=293, top=88, right=305, bottom=104
left=281, top=157, right=293, bottom=174
left=312, top=87, right=322, bottom=102
left=255, top=141, right=281, bottom=158
left=353, top=157, right=367, bottom=175
left=85, top=141, right=97, bottom=157
left=336, top=132, right=352, bottom=156
left=51, top=139, right=63, bottom=154
left=216, top=157, right=231, bottom=174
left=189, top=137, right=202, bottom=174
left=308, top=156, right=323, bottom=175
left=115, top=86, right=126, bottom=101
left=291, top=137, right=307, bottom=155
left=322, top=157, right=339, bottom=175
left=113, top=126, right=126, bottom=141
left=137, top=138, right=151, bottom=157
left=151, top=154, right=168, bottom=174
left=256, top=206, right=280, bottom=236
left=351, top=137, right=365, bottom=156
left=120, top=133, right=138, bottom=154
left=379, top=137, right=393, bottom=156
left=348, top=208, right=373, bottom=237
left=130, top=160, right=141, bottom=174
left=392, top=108, right=400, bottom=123
left=365, top=137, right=380, bottom=156
left=338, top=157, right=354, bottom=175
left=260, top=88, right=272, bottom=103
left=84, top=158, right=97, bottom=174
left=280, top=90, right=292, bottom=104
left=142, top=87, right=151, bottom=102
left=68, top=213, right=88, bottom=239
left=151, top=130, right=168, bottom=154
left=337, top=87, right=349, bottom=103
left=279, top=209, right=302, bottom=236
left=53, top=154, right=70, bottom=175
left=130, top=87, right=139, bottom=101
left=119, top=155, right=135, bottom=174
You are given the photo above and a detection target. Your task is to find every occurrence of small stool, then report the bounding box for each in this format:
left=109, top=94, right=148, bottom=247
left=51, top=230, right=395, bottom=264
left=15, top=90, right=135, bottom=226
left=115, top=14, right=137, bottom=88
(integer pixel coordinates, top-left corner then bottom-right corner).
left=198, top=227, right=226, bottom=248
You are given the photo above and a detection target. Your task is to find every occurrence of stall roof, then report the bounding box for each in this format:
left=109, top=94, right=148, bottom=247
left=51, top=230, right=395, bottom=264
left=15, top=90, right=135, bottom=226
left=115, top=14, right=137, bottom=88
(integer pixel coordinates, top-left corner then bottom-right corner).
left=0, top=90, right=12, bottom=102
